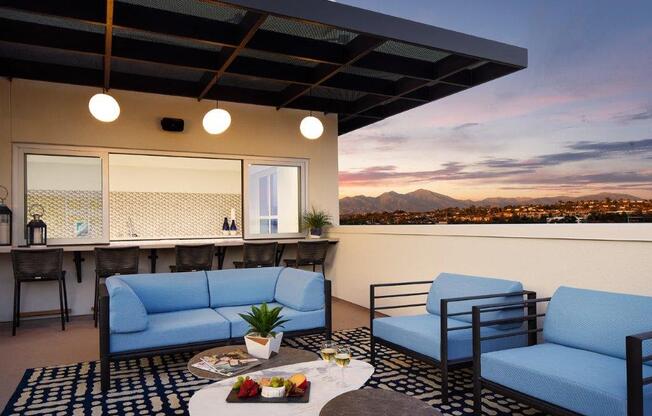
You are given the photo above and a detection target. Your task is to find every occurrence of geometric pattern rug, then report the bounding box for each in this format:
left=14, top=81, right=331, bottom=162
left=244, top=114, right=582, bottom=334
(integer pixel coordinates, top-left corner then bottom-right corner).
left=1, top=327, right=546, bottom=416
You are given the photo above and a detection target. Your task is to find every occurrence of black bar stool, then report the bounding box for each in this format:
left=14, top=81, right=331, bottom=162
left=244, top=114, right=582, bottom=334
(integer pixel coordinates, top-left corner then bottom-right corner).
left=233, top=242, right=278, bottom=268
left=94, top=246, right=140, bottom=327
left=284, top=240, right=330, bottom=277
left=170, top=244, right=215, bottom=272
left=11, top=248, right=68, bottom=336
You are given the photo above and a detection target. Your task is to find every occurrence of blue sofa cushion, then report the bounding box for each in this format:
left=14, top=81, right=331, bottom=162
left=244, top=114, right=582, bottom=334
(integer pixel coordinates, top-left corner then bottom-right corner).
left=117, top=272, right=209, bottom=314
left=106, top=276, right=148, bottom=333
left=426, top=273, right=524, bottom=329
left=544, top=286, right=652, bottom=360
left=216, top=302, right=325, bottom=338
left=373, top=314, right=526, bottom=361
left=481, top=343, right=652, bottom=416
left=110, top=308, right=229, bottom=353
left=207, top=268, right=282, bottom=308
left=274, top=268, right=324, bottom=311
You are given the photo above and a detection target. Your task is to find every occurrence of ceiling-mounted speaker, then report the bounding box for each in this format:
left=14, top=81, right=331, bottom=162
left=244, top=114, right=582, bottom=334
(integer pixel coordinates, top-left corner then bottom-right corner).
left=161, top=117, right=184, bottom=132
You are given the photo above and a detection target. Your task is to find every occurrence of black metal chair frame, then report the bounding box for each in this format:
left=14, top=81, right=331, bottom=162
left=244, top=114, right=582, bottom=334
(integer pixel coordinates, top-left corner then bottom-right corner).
left=94, top=247, right=140, bottom=327
left=471, top=298, right=652, bottom=416
left=170, top=244, right=216, bottom=272
left=284, top=240, right=329, bottom=277
left=234, top=242, right=278, bottom=269
left=369, top=280, right=536, bottom=403
left=11, top=248, right=69, bottom=336
left=99, top=279, right=332, bottom=391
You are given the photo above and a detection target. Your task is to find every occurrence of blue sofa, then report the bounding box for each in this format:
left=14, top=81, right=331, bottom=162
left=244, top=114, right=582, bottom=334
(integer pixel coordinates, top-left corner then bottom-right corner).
left=99, top=266, right=331, bottom=391
left=370, top=272, right=532, bottom=402
left=472, top=286, right=652, bottom=416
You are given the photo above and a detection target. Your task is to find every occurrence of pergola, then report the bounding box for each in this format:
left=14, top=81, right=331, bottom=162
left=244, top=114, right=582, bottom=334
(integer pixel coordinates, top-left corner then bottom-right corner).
left=0, top=0, right=527, bottom=134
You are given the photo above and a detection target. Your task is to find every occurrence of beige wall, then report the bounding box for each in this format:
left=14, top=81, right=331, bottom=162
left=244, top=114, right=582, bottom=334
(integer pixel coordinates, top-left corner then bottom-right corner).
left=0, top=78, right=339, bottom=320
left=326, top=225, right=652, bottom=316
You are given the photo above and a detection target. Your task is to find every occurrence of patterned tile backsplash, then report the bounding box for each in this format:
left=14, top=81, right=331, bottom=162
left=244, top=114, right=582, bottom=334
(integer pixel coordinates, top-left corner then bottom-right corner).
left=110, top=191, right=242, bottom=240
left=26, top=190, right=242, bottom=240
left=27, top=190, right=103, bottom=239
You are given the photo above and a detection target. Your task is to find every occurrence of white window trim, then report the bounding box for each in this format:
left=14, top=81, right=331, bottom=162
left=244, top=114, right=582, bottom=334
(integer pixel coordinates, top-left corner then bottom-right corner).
left=243, top=158, right=308, bottom=240
left=13, top=144, right=110, bottom=245
left=12, top=143, right=310, bottom=244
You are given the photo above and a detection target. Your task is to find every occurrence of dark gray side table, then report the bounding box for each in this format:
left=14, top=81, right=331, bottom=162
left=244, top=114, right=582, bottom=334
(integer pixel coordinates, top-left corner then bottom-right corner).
left=320, top=389, right=442, bottom=416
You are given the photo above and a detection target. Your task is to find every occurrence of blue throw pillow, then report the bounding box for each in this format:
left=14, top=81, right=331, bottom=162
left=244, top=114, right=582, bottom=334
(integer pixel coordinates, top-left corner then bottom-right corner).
left=274, top=268, right=324, bottom=311
left=106, top=276, right=148, bottom=333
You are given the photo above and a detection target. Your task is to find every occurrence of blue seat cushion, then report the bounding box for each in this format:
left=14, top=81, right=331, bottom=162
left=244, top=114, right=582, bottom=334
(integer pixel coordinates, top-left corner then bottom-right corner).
left=207, top=268, right=282, bottom=308
left=274, top=268, right=324, bottom=311
left=373, top=313, right=526, bottom=361
left=544, top=286, right=652, bottom=360
left=110, top=308, right=229, bottom=353
left=215, top=302, right=325, bottom=338
left=117, top=272, right=209, bottom=314
left=481, top=343, right=652, bottom=416
left=426, top=273, right=524, bottom=329
left=106, top=276, right=148, bottom=333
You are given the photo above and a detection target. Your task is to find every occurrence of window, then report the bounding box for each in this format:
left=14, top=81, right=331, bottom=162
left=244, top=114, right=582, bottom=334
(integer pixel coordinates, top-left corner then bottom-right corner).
left=245, top=161, right=305, bottom=239
left=108, top=154, right=242, bottom=240
left=18, top=150, right=108, bottom=245
left=14, top=144, right=306, bottom=244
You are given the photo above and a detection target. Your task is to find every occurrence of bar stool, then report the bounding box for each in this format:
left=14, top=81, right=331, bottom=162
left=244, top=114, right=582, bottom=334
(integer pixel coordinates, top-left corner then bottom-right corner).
left=170, top=244, right=215, bottom=272
left=233, top=242, right=278, bottom=269
left=11, top=248, right=69, bottom=336
left=94, top=246, right=139, bottom=327
left=284, top=240, right=330, bottom=277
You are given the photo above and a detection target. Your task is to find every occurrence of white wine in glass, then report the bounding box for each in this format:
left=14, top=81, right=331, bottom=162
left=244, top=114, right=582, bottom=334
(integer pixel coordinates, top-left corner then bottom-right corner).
left=335, top=346, right=351, bottom=387
left=320, top=341, right=337, bottom=362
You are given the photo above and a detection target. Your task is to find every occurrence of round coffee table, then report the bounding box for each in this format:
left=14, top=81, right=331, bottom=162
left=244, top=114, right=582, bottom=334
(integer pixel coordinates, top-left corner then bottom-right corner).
left=319, top=389, right=441, bottom=416
left=188, top=345, right=319, bottom=380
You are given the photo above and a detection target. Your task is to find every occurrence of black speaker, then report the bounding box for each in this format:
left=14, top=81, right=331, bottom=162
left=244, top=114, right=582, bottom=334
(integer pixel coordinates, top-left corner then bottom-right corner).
left=161, top=117, right=184, bottom=132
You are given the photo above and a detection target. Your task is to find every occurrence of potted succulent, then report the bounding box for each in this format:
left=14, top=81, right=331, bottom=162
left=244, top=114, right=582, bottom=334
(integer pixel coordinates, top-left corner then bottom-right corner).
left=239, top=303, right=289, bottom=359
left=302, top=207, right=332, bottom=238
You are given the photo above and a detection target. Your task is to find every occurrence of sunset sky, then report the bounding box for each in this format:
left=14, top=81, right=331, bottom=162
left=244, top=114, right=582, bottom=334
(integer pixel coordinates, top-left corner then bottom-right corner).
left=337, top=0, right=652, bottom=200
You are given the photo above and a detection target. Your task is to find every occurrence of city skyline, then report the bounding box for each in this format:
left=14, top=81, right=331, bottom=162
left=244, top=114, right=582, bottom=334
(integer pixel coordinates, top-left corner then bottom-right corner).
left=337, top=0, right=652, bottom=200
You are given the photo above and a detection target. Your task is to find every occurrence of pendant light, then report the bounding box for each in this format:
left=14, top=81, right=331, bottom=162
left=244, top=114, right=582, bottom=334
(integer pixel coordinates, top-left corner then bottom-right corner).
left=89, top=90, right=120, bottom=122
left=300, top=88, right=323, bottom=140
left=203, top=100, right=231, bottom=135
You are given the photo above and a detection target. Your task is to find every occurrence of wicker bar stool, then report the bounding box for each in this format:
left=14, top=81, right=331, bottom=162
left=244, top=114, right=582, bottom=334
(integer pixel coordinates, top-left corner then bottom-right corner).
left=11, top=248, right=68, bottom=336
left=284, top=240, right=330, bottom=277
left=94, top=247, right=140, bottom=327
left=170, top=244, right=215, bottom=272
left=233, top=242, right=278, bottom=269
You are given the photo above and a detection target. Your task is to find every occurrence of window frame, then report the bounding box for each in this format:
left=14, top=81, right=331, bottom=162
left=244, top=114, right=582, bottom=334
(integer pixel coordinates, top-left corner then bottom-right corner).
left=12, top=143, right=309, bottom=244
left=243, top=158, right=308, bottom=240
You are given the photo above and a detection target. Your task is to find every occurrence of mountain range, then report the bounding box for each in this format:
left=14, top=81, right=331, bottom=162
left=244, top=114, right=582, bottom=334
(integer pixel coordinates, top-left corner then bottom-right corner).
left=339, top=189, right=643, bottom=215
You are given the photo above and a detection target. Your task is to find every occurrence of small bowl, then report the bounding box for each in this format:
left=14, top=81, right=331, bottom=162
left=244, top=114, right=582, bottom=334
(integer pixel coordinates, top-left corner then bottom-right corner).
left=261, top=385, right=286, bottom=398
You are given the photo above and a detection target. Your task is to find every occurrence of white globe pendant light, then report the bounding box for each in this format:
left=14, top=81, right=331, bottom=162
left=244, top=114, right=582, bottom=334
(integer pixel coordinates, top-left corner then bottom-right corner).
left=88, top=92, right=120, bottom=122
left=202, top=103, right=231, bottom=135
left=300, top=114, right=324, bottom=140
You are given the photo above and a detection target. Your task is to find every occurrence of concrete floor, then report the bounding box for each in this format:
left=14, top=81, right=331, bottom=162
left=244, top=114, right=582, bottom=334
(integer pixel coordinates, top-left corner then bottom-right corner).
left=0, top=297, right=371, bottom=409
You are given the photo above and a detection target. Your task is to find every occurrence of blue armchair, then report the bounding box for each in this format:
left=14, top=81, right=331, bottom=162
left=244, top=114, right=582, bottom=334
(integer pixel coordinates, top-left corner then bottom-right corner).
left=370, top=272, right=532, bottom=402
left=472, top=286, right=652, bottom=416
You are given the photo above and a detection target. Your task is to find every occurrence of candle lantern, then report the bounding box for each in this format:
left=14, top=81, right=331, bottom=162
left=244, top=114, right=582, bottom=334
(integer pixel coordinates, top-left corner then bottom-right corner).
left=0, top=185, right=11, bottom=246
left=26, top=204, right=47, bottom=246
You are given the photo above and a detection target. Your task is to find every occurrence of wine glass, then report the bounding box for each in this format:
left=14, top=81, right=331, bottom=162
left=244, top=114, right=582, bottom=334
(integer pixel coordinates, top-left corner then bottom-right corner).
left=334, top=345, right=351, bottom=387
left=319, top=340, right=337, bottom=380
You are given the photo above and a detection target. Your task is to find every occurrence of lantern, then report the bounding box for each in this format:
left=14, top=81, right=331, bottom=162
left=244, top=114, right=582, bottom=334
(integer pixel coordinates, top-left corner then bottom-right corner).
left=26, top=204, right=47, bottom=246
left=0, top=185, right=11, bottom=246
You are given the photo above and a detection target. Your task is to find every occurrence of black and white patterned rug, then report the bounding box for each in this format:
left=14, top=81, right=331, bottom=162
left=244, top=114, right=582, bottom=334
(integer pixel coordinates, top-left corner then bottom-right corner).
left=2, top=328, right=544, bottom=416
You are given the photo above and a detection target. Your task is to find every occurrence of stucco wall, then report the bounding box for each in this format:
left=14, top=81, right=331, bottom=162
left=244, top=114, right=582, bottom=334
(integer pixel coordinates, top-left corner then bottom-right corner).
left=0, top=78, right=339, bottom=320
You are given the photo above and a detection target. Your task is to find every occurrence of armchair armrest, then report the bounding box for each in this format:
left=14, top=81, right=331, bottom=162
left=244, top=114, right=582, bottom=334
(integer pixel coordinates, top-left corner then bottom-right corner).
left=369, top=280, right=433, bottom=333
left=626, top=331, right=652, bottom=416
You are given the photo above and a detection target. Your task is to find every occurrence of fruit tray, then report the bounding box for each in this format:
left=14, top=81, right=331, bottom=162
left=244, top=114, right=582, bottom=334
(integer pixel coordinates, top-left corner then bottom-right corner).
left=225, top=382, right=311, bottom=403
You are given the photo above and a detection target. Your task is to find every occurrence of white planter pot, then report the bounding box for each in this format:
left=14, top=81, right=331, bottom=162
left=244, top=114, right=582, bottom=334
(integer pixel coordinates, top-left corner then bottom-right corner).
left=244, top=332, right=283, bottom=359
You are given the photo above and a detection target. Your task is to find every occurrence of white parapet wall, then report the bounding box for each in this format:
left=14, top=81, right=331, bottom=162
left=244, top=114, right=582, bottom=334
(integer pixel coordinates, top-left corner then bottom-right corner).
left=326, top=224, right=652, bottom=314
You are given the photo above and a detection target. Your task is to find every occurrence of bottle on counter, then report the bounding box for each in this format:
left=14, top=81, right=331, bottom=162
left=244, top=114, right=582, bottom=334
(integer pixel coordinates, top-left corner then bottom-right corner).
left=230, top=219, right=237, bottom=236
left=222, top=217, right=230, bottom=236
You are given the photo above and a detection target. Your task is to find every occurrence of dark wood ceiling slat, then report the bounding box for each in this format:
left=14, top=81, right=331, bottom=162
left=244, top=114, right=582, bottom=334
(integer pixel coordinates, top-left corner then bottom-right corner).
left=103, top=0, right=114, bottom=89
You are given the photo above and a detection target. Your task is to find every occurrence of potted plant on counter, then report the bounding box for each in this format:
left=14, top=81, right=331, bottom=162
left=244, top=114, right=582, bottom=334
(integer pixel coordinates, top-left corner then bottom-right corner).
left=239, top=303, right=289, bottom=359
left=302, top=207, right=332, bottom=238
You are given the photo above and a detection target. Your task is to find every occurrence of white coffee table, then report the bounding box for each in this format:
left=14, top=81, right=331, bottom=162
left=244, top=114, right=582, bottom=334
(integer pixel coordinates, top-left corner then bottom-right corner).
left=188, top=359, right=375, bottom=416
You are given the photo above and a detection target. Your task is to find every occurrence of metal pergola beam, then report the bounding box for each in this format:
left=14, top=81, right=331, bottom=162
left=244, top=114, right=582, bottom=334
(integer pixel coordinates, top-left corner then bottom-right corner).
left=197, top=11, right=267, bottom=100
